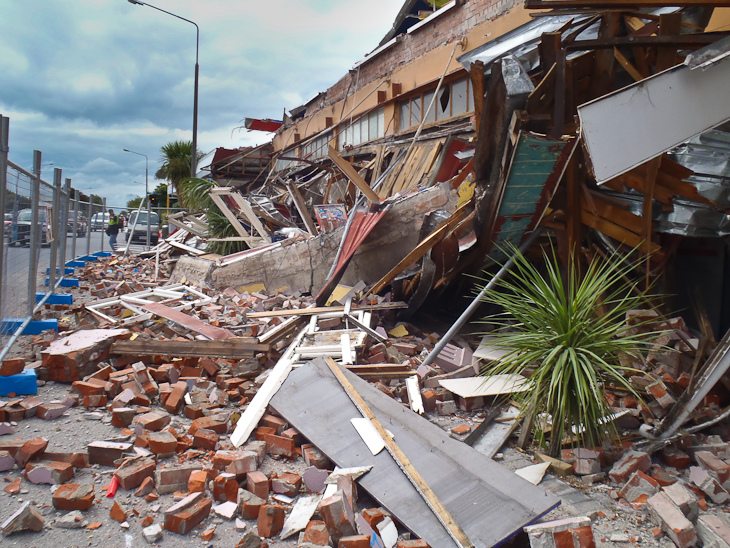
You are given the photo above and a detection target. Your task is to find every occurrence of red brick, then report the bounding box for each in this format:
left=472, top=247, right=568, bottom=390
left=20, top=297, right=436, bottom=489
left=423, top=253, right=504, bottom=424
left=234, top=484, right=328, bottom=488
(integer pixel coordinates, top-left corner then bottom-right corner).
left=135, top=476, right=155, bottom=497
left=71, top=379, right=107, bottom=396
left=303, top=519, right=331, bottom=545
left=213, top=472, right=239, bottom=502
left=88, top=440, right=132, bottom=466
left=339, top=535, right=370, bottom=548
left=257, top=504, right=285, bottom=538
left=15, top=437, right=48, bottom=468
left=0, top=358, right=25, bottom=376
left=147, top=431, right=178, bottom=456
left=82, top=394, right=107, bottom=408
left=42, top=451, right=88, bottom=468
left=619, top=470, right=660, bottom=506
left=661, top=446, right=691, bottom=469
left=238, top=489, right=264, bottom=520
left=164, top=381, right=188, bottom=414
left=361, top=507, right=388, bottom=529
left=271, top=472, right=301, bottom=497
left=246, top=470, right=269, bottom=499
left=36, top=402, right=69, bottom=420
left=155, top=464, right=202, bottom=494
left=608, top=450, right=651, bottom=483
left=110, top=500, right=127, bottom=523
left=319, top=492, right=356, bottom=543
left=262, top=433, right=296, bottom=458
left=189, top=415, right=227, bottom=435
left=52, top=483, right=95, bottom=510
left=260, top=413, right=287, bottom=434
left=450, top=423, right=471, bottom=435
left=524, top=516, right=596, bottom=548
left=115, top=457, right=156, bottom=490
left=164, top=493, right=212, bottom=535
left=647, top=492, right=697, bottom=548
left=111, top=407, right=136, bottom=428
left=133, top=410, right=171, bottom=431
left=396, top=540, right=429, bottom=548
left=302, top=443, right=330, bottom=468
left=188, top=469, right=209, bottom=493
left=193, top=428, right=219, bottom=451
left=694, top=450, right=730, bottom=488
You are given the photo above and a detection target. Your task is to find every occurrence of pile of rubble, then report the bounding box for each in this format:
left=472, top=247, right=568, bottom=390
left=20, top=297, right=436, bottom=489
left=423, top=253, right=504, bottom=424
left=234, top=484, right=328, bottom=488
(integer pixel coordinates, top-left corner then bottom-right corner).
left=0, top=253, right=728, bottom=547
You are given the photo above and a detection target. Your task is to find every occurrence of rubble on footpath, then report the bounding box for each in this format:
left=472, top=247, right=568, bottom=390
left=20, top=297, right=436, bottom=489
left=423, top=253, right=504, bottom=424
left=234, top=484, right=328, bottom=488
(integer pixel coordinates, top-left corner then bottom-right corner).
left=0, top=252, right=726, bottom=547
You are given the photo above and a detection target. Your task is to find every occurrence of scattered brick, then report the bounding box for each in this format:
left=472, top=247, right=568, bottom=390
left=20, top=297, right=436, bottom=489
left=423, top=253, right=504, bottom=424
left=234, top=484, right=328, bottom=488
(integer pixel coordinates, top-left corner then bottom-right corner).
left=164, top=493, right=212, bottom=535
left=647, top=492, right=697, bottom=548
left=257, top=504, right=285, bottom=538
left=193, top=428, right=218, bottom=451
left=213, top=472, right=239, bottom=502
left=110, top=501, right=127, bottom=523
left=618, top=470, right=660, bottom=506
left=523, top=516, right=596, bottom=548
left=608, top=450, right=651, bottom=483
left=319, top=492, right=357, bottom=543
left=0, top=502, right=44, bottom=535
left=246, top=470, right=269, bottom=499
left=147, top=431, right=178, bottom=457
left=14, top=437, right=48, bottom=468
left=88, top=441, right=132, bottom=466
left=24, top=460, right=74, bottom=484
left=238, top=489, right=265, bottom=520
left=155, top=464, right=202, bottom=495
left=52, top=483, right=95, bottom=511
left=115, top=457, right=156, bottom=490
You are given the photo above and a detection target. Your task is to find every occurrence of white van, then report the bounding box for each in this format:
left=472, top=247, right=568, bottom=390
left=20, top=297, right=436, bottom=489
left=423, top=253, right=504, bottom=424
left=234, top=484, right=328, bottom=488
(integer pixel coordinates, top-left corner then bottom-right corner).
left=90, top=212, right=110, bottom=231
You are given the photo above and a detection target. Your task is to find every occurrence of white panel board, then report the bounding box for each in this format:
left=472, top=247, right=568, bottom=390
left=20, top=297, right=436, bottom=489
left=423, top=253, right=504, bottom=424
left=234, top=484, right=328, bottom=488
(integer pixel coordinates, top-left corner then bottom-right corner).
left=578, top=55, right=730, bottom=184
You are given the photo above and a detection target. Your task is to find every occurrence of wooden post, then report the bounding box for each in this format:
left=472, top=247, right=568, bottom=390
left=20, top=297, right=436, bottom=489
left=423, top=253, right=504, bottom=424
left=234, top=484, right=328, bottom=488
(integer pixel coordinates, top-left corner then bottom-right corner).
left=469, top=61, right=485, bottom=133
left=328, top=147, right=380, bottom=204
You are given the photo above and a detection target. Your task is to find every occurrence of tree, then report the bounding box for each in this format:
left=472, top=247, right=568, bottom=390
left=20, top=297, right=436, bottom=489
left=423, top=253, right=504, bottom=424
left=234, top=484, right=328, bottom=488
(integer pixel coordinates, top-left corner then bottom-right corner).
left=155, top=140, right=204, bottom=205
left=127, top=196, right=143, bottom=210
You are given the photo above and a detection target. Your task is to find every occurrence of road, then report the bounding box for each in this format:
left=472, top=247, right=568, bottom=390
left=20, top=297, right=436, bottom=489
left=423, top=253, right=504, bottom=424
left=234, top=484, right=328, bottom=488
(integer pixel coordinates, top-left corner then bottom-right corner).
left=1, top=228, right=148, bottom=318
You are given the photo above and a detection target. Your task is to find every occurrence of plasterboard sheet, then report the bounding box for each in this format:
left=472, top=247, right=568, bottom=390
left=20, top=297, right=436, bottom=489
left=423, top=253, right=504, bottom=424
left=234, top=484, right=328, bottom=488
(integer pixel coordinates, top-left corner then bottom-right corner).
left=439, top=374, right=530, bottom=398
left=270, top=359, right=559, bottom=547
left=579, top=55, right=730, bottom=183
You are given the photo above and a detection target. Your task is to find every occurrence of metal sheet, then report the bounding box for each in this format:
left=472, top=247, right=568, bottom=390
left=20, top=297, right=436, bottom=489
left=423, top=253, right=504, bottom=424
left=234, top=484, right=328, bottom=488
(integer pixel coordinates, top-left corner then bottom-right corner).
left=270, top=359, right=559, bottom=547
left=579, top=54, right=730, bottom=184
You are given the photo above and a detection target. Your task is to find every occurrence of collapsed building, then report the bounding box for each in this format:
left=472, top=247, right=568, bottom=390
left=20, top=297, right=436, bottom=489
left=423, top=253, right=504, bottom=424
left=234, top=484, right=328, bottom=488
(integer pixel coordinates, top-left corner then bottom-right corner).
left=3, top=1, right=730, bottom=547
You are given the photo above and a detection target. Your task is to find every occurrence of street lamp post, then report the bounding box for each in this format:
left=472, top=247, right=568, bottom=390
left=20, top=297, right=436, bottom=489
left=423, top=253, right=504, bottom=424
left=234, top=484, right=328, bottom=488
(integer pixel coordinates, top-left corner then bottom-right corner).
left=122, top=148, right=151, bottom=249
left=127, top=0, right=199, bottom=181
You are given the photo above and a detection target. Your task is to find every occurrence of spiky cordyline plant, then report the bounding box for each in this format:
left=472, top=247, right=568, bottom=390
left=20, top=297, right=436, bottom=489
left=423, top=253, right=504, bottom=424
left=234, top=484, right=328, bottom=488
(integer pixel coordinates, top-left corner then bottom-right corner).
left=477, top=245, right=658, bottom=455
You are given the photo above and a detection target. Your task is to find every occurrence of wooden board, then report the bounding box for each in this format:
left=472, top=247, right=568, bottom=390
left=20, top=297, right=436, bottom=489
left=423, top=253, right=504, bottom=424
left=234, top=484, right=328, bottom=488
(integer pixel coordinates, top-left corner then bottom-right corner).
left=111, top=337, right=269, bottom=358
left=328, top=147, right=380, bottom=203
left=245, top=301, right=408, bottom=319
left=142, top=302, right=235, bottom=340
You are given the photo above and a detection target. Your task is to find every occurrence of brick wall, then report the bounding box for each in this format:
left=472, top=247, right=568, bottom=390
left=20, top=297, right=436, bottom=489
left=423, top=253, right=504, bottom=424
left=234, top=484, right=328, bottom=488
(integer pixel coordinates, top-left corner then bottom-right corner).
left=320, top=0, right=518, bottom=112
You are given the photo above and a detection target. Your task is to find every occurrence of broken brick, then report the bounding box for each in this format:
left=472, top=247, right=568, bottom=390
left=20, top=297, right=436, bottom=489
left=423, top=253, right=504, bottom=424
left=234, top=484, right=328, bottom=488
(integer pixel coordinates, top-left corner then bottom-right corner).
left=164, top=381, right=187, bottom=414
left=302, top=519, right=331, bottom=545
left=14, top=437, right=48, bottom=468
left=271, top=472, right=301, bottom=497
left=319, top=492, right=356, bottom=543
left=213, top=472, right=239, bottom=502
left=24, top=460, right=74, bottom=484
left=147, top=431, right=178, bottom=457
left=0, top=359, right=25, bottom=376
left=256, top=504, right=285, bottom=538
left=189, top=415, right=227, bottom=435
left=246, top=470, right=269, bottom=500
left=662, top=482, right=699, bottom=521
left=524, top=516, right=596, bottom=548
left=238, top=489, right=264, bottom=520
left=193, top=428, right=219, bottom=451
left=608, top=450, right=651, bottom=483
left=52, top=483, right=95, bottom=511
left=115, top=457, right=156, bottom=490
left=647, top=491, right=697, bottom=548
left=88, top=441, right=132, bottom=467
left=618, top=470, right=660, bottom=506
left=163, top=493, right=212, bottom=535
left=133, top=410, right=171, bottom=432
left=0, top=502, right=44, bottom=535
left=109, top=501, right=127, bottom=523
left=155, top=464, right=202, bottom=495
left=188, top=469, right=209, bottom=493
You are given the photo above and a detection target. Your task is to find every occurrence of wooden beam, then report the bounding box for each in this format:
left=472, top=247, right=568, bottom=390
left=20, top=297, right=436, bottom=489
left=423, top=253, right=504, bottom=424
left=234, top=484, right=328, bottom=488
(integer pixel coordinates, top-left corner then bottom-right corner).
left=643, top=158, right=661, bottom=289
left=209, top=193, right=251, bottom=239
left=246, top=301, right=408, bottom=319
left=613, top=47, right=645, bottom=81
left=111, top=337, right=270, bottom=358
left=286, top=181, right=318, bottom=235
left=323, top=357, right=474, bottom=548
left=469, top=61, right=485, bottom=133
left=328, top=147, right=381, bottom=204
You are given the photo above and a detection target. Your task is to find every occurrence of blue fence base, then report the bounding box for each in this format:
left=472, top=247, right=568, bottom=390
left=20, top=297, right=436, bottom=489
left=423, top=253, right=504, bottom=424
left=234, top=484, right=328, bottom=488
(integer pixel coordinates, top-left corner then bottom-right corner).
left=44, top=278, right=79, bottom=288
left=35, top=292, right=73, bottom=305
left=79, top=255, right=98, bottom=262
left=46, top=267, right=75, bottom=275
left=0, top=319, right=58, bottom=335
left=94, top=251, right=112, bottom=257
left=66, top=261, right=85, bottom=268
left=0, top=369, right=38, bottom=396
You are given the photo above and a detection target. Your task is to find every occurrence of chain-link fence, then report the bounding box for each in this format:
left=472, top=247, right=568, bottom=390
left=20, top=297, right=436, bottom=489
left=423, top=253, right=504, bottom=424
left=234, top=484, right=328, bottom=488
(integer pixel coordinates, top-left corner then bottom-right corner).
left=0, top=113, right=184, bottom=360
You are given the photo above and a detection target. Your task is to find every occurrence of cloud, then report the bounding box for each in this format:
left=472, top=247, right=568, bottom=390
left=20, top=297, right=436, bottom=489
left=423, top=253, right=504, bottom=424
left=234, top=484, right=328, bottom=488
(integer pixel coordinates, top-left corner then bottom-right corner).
left=0, top=0, right=402, bottom=206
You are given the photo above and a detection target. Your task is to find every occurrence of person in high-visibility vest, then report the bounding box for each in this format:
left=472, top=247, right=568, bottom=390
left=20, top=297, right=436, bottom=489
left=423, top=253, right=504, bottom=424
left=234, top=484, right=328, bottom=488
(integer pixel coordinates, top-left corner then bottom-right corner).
left=106, top=209, right=120, bottom=249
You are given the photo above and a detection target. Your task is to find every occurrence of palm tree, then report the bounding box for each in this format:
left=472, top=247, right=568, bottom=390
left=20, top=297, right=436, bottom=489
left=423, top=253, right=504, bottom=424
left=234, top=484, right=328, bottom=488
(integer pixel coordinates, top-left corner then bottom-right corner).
left=155, top=140, right=204, bottom=205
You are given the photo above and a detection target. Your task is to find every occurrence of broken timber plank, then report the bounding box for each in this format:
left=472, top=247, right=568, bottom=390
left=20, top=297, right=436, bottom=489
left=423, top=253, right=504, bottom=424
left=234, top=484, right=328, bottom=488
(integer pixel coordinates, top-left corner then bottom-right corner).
left=110, top=337, right=270, bottom=358
left=230, top=326, right=308, bottom=447
left=322, top=357, right=473, bottom=548
left=286, top=181, right=318, bottom=235
left=271, top=358, right=559, bottom=547
left=141, top=302, right=235, bottom=340
left=245, top=301, right=407, bottom=319
left=328, top=147, right=381, bottom=204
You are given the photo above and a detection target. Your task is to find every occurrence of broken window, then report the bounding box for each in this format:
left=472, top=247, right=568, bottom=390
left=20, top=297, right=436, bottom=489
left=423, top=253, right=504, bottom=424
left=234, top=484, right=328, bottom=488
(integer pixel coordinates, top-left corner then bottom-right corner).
left=397, top=77, right=473, bottom=131
left=337, top=107, right=385, bottom=149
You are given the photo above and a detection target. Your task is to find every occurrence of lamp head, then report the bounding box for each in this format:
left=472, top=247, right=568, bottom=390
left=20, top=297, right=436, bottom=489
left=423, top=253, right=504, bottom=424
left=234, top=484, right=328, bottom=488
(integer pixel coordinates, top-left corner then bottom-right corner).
left=127, top=0, right=144, bottom=5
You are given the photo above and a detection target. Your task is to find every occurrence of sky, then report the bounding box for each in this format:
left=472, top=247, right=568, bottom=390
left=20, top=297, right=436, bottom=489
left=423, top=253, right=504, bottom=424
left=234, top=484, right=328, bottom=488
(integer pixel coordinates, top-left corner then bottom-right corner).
left=0, top=0, right=403, bottom=207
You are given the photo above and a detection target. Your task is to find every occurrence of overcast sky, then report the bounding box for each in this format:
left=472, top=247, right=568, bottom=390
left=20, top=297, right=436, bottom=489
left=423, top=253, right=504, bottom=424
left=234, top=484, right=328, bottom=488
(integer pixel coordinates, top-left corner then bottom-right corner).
left=0, top=0, right=402, bottom=207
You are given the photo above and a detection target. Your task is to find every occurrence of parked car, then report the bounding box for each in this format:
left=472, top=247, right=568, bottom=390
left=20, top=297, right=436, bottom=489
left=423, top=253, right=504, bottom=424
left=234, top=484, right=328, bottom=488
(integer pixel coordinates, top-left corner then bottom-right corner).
left=125, top=210, right=160, bottom=245
left=10, top=207, right=50, bottom=246
left=4, top=213, right=11, bottom=237
left=67, top=211, right=88, bottom=236
left=90, top=212, right=109, bottom=231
